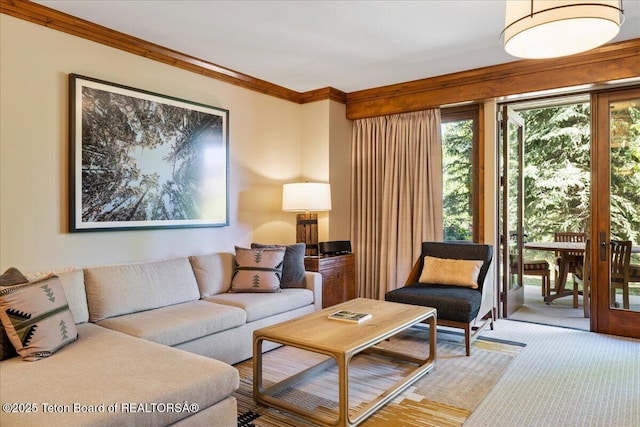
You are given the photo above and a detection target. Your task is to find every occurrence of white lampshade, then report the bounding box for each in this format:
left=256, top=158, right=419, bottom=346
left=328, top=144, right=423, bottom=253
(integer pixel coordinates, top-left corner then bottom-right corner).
left=282, top=182, right=332, bottom=212
left=502, top=0, right=623, bottom=59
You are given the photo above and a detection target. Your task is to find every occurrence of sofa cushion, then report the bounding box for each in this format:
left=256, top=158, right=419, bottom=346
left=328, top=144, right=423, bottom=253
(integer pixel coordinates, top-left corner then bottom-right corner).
left=189, top=252, right=235, bottom=297
left=97, top=300, right=246, bottom=347
left=251, top=243, right=307, bottom=288
left=230, top=247, right=285, bottom=293
left=0, top=323, right=239, bottom=426
left=205, top=288, right=314, bottom=322
left=0, top=275, right=78, bottom=361
left=84, top=257, right=201, bottom=322
left=26, top=268, right=89, bottom=324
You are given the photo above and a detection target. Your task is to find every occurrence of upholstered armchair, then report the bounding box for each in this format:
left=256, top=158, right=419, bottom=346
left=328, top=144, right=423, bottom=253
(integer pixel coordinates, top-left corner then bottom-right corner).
left=385, top=241, right=494, bottom=356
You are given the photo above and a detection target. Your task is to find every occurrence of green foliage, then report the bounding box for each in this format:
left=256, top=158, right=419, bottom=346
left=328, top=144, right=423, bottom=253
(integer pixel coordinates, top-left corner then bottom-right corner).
left=521, top=101, right=640, bottom=245
left=520, top=103, right=591, bottom=242
left=443, top=100, right=640, bottom=248
left=442, top=120, right=473, bottom=241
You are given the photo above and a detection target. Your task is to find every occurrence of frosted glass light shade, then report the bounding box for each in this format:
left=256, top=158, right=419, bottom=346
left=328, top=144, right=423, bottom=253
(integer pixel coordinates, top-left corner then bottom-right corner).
left=282, top=183, right=332, bottom=212
left=503, top=0, right=623, bottom=59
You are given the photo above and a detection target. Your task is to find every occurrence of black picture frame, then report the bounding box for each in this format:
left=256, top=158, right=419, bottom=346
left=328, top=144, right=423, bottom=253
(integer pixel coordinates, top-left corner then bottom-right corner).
left=69, top=74, right=229, bottom=232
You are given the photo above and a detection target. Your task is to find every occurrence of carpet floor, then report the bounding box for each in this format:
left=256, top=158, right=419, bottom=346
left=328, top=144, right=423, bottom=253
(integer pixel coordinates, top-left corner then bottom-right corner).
left=465, top=319, right=640, bottom=427
left=234, top=326, right=525, bottom=426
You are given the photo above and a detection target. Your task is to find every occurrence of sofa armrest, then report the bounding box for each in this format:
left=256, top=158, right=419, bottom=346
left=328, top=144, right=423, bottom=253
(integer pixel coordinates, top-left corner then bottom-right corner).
left=304, top=271, right=323, bottom=310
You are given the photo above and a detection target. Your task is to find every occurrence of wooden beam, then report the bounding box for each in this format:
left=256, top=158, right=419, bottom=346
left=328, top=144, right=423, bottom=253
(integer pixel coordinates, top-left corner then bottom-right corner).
left=3, top=0, right=638, bottom=113
left=346, top=39, right=640, bottom=119
left=298, top=87, right=347, bottom=104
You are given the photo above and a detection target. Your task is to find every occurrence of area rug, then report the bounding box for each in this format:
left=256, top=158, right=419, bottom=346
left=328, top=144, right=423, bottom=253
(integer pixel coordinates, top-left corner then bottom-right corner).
left=234, top=326, right=525, bottom=426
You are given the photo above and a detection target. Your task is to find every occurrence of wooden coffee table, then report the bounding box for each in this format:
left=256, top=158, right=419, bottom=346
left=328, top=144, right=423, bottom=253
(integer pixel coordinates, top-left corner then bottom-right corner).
left=253, top=298, right=436, bottom=427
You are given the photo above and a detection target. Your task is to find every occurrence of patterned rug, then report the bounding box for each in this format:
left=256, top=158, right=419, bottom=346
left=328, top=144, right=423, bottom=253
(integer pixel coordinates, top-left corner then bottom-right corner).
left=234, top=326, right=525, bottom=426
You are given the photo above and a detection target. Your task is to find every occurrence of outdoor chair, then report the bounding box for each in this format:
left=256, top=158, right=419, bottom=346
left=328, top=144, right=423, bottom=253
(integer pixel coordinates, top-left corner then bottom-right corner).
left=509, top=231, right=551, bottom=297
left=512, top=257, right=551, bottom=297
left=554, top=231, right=585, bottom=307
left=629, top=262, right=640, bottom=308
left=573, top=239, right=591, bottom=318
left=610, top=240, right=632, bottom=309
left=384, top=241, right=494, bottom=356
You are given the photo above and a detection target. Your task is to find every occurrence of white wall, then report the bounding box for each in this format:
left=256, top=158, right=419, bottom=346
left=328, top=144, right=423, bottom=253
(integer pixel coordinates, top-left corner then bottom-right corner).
left=328, top=101, right=352, bottom=241
left=0, top=15, right=342, bottom=272
left=298, top=100, right=352, bottom=243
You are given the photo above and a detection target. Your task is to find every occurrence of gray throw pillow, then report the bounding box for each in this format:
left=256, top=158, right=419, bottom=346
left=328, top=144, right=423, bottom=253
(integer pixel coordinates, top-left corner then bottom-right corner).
left=0, top=267, right=28, bottom=287
left=0, top=267, right=28, bottom=361
left=251, top=243, right=307, bottom=288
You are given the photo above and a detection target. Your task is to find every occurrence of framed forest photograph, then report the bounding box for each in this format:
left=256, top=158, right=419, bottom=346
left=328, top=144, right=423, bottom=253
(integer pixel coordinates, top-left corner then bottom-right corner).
left=69, top=74, right=229, bottom=231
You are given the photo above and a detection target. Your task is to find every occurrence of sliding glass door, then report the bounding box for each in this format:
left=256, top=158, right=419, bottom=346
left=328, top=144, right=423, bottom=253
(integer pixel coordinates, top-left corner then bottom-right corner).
left=592, top=86, right=640, bottom=338
left=498, top=106, right=525, bottom=317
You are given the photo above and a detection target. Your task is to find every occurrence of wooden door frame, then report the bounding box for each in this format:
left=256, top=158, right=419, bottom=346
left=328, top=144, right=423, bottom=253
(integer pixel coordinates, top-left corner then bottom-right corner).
left=591, top=86, right=640, bottom=338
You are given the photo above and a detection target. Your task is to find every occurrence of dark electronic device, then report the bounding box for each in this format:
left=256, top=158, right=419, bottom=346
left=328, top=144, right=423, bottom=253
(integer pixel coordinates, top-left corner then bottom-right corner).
left=319, top=241, right=352, bottom=256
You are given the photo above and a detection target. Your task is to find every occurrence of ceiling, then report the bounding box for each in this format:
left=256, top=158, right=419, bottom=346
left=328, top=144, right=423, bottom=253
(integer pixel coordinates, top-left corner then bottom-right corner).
left=36, top=1, right=640, bottom=93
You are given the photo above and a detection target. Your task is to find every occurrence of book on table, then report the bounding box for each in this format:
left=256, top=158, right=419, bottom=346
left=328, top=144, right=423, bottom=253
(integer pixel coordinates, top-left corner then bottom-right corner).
left=328, top=310, right=372, bottom=323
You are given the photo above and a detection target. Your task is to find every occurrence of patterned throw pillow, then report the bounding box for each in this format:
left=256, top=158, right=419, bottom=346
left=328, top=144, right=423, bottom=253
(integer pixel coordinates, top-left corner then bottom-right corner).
left=231, top=246, right=285, bottom=293
left=251, top=243, right=307, bottom=288
left=0, top=274, right=78, bottom=361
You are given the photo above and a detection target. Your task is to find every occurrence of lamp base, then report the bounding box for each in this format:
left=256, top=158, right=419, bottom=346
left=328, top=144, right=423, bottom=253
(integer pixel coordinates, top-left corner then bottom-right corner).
left=296, top=213, right=319, bottom=256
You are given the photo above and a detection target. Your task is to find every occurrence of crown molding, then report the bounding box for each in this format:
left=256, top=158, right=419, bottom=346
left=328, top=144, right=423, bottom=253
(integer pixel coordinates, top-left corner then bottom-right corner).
left=0, top=0, right=345, bottom=104
left=346, top=38, right=640, bottom=119
left=2, top=0, right=638, bottom=115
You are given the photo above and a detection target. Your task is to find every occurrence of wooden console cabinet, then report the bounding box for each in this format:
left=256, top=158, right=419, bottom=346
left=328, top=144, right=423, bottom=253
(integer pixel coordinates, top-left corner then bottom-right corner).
left=304, top=253, right=356, bottom=308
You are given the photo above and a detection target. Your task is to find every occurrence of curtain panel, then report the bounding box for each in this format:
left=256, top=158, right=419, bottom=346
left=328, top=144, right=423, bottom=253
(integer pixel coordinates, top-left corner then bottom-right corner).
left=351, top=109, right=443, bottom=300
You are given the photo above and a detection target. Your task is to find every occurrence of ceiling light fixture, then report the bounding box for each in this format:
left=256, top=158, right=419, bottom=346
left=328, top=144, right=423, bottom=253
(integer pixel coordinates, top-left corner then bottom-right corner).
left=502, top=0, right=624, bottom=59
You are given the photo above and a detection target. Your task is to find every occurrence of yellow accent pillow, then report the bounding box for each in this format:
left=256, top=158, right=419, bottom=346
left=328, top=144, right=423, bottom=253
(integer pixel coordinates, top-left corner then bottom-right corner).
left=418, top=256, right=484, bottom=289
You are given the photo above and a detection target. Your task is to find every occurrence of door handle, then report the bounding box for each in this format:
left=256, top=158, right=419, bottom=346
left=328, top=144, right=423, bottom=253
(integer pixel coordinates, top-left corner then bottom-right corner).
left=599, top=232, right=607, bottom=262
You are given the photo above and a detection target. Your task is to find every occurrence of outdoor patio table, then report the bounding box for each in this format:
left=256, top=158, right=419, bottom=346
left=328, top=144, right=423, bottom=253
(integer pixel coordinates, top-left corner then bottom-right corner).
left=524, top=241, right=640, bottom=304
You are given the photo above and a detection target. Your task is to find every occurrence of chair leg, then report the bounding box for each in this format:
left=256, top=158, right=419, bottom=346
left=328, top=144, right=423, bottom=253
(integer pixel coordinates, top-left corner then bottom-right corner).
left=623, top=286, right=630, bottom=309
left=543, top=273, right=550, bottom=297
left=464, top=324, right=471, bottom=356
left=573, top=277, right=579, bottom=309
left=583, top=280, right=590, bottom=318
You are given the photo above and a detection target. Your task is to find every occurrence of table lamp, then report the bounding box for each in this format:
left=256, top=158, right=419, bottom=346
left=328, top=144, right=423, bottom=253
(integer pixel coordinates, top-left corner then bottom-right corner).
left=282, top=182, right=332, bottom=256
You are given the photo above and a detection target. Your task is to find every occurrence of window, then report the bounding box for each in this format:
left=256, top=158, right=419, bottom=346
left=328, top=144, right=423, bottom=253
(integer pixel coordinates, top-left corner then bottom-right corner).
left=441, top=105, right=481, bottom=241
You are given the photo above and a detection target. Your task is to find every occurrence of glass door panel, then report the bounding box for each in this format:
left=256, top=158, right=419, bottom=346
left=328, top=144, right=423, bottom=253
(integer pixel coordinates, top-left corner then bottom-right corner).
left=592, top=86, right=640, bottom=338
left=609, top=97, right=640, bottom=311
left=499, top=106, right=525, bottom=317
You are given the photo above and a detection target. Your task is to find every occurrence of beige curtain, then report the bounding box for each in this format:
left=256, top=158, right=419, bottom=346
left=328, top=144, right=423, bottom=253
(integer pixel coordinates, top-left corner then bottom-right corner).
left=351, top=109, right=443, bottom=300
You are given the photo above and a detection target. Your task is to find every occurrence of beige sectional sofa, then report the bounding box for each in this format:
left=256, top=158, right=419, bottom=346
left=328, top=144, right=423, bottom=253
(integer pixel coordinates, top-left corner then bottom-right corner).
left=0, top=252, right=322, bottom=427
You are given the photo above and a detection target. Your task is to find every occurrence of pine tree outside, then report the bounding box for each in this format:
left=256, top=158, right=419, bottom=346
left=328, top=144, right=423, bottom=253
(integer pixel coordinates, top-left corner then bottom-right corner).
left=442, top=100, right=640, bottom=293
